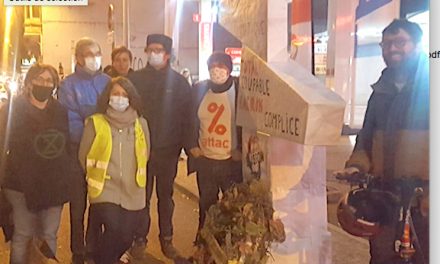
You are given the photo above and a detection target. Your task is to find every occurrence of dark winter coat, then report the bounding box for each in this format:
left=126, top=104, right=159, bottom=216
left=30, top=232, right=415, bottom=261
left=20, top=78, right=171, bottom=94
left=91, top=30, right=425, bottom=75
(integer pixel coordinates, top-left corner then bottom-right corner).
left=129, top=65, right=191, bottom=152
left=0, top=95, right=73, bottom=211
left=346, top=54, right=429, bottom=181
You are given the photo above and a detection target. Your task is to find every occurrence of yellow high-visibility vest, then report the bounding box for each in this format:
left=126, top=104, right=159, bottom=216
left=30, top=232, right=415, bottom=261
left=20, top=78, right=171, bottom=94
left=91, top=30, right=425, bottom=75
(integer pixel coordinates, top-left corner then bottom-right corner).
left=86, top=114, right=147, bottom=199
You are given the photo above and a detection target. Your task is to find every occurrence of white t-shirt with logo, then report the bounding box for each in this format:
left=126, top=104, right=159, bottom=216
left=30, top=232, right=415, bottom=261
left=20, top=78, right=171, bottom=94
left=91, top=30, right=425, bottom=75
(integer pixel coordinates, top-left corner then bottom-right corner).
left=198, top=84, right=236, bottom=160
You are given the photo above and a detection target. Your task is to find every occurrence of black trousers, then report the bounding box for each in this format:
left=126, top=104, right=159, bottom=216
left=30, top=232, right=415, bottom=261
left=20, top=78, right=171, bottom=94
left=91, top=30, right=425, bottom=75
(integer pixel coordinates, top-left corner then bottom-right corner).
left=196, top=157, right=242, bottom=231
left=69, top=162, right=88, bottom=257
left=134, top=147, right=181, bottom=242
left=89, top=203, right=142, bottom=264
left=69, top=145, right=99, bottom=259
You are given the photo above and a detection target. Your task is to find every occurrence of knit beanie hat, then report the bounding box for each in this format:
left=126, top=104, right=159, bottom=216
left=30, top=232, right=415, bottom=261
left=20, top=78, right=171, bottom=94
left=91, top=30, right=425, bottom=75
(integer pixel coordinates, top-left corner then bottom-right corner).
left=146, top=34, right=173, bottom=54
left=207, top=51, right=233, bottom=73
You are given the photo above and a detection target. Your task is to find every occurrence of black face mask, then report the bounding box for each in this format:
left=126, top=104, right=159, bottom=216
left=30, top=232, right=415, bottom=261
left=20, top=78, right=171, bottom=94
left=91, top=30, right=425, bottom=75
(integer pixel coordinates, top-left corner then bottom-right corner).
left=32, top=85, right=54, bottom=102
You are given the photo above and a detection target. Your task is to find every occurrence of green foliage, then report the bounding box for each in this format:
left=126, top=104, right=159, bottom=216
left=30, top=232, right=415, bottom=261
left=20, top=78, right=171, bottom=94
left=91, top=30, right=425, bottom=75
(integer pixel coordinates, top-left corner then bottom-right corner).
left=193, top=180, right=285, bottom=264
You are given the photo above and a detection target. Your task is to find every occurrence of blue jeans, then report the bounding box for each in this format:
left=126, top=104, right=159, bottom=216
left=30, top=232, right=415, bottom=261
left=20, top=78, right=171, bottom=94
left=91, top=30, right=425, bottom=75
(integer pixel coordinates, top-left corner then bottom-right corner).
left=89, top=203, right=143, bottom=264
left=4, top=189, right=62, bottom=264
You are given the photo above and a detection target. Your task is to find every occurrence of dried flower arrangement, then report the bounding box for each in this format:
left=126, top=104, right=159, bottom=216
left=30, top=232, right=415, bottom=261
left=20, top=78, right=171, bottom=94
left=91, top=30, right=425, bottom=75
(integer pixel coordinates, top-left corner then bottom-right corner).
left=189, top=180, right=285, bottom=264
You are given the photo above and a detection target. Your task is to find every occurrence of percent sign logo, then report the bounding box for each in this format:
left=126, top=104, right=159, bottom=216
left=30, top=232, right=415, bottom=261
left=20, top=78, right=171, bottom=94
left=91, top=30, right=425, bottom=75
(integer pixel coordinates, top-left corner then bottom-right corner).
left=208, top=103, right=227, bottom=135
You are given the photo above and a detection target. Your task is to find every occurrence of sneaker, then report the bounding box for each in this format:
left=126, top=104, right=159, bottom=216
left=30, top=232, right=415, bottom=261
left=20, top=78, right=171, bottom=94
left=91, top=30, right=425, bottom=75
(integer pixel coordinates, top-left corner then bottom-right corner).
left=160, top=239, right=180, bottom=259
left=129, top=238, right=147, bottom=260
left=119, top=251, right=131, bottom=264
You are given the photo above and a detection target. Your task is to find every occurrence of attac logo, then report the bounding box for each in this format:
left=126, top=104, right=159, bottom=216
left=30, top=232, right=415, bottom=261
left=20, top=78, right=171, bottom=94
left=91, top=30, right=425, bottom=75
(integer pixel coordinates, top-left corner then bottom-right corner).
left=4, top=0, right=88, bottom=6
left=207, top=102, right=227, bottom=135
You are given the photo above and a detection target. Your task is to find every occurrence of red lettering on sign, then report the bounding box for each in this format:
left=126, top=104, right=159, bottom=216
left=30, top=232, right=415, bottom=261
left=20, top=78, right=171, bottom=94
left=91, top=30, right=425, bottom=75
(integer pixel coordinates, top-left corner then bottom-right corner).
left=238, top=95, right=263, bottom=113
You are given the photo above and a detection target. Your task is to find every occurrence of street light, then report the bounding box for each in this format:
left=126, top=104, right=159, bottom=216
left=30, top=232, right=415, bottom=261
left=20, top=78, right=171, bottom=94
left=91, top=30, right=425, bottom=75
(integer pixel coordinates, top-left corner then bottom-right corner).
left=2, top=7, right=14, bottom=71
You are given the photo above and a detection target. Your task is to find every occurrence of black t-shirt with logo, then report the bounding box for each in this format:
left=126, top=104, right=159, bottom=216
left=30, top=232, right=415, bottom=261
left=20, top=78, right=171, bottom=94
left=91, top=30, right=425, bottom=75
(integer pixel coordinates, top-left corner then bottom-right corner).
left=1, top=95, right=73, bottom=211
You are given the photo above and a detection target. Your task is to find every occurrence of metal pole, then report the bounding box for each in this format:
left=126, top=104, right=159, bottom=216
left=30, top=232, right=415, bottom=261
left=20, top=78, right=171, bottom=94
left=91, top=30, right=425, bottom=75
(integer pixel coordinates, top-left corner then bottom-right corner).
left=126, top=0, right=130, bottom=49
left=108, top=4, right=115, bottom=50
left=122, top=0, right=130, bottom=49
left=310, top=0, right=315, bottom=75
left=122, top=0, right=126, bottom=46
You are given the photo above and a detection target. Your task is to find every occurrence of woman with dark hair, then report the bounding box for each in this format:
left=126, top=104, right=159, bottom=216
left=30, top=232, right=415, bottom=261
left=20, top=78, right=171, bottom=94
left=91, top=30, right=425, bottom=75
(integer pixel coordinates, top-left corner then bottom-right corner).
left=0, top=63, right=73, bottom=263
left=96, top=77, right=143, bottom=114
left=78, top=76, right=150, bottom=264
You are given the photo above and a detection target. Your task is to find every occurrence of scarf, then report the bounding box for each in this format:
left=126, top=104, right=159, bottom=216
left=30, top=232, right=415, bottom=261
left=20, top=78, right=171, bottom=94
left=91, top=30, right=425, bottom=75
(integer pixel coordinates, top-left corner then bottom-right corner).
left=104, top=107, right=138, bottom=129
left=208, top=76, right=234, bottom=93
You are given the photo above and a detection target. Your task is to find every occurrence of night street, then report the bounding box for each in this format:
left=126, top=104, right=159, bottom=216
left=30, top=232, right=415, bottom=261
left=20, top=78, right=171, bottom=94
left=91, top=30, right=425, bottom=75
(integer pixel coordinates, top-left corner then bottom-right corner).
left=0, top=158, right=371, bottom=264
left=0, top=170, right=200, bottom=264
left=0, top=1, right=430, bottom=263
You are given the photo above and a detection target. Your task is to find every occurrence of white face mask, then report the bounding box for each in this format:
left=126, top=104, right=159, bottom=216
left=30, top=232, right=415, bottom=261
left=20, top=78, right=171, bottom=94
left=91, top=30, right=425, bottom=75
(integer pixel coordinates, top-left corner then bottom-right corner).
left=109, top=95, right=129, bottom=112
left=148, top=52, right=165, bottom=67
left=209, top=67, right=229, bottom=85
left=84, top=56, right=102, bottom=72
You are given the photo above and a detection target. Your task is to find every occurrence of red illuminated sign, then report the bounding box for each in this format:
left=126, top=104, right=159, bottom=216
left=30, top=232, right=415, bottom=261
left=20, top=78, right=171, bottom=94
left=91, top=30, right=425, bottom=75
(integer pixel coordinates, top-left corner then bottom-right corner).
left=225, top=47, right=242, bottom=64
left=200, top=22, right=212, bottom=51
left=193, top=13, right=201, bottom=23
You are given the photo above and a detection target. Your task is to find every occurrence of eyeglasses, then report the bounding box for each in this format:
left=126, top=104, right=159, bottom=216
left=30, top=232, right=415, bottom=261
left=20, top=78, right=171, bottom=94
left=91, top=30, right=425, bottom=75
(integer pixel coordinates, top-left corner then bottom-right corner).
left=145, top=48, right=165, bottom=54
left=33, top=76, right=54, bottom=87
left=379, top=38, right=412, bottom=50
left=82, top=51, right=102, bottom=57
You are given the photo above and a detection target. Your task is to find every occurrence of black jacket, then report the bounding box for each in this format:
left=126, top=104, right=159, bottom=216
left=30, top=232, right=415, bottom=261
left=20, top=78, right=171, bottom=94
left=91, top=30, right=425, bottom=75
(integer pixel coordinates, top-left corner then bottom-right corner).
left=129, top=65, right=191, bottom=151
left=346, top=54, right=429, bottom=180
left=186, top=77, right=242, bottom=174
left=0, top=96, right=73, bottom=211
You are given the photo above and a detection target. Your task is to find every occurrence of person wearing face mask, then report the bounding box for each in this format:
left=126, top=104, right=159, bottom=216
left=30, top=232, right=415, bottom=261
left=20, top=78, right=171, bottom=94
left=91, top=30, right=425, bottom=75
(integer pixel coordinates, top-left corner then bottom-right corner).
left=186, top=51, right=243, bottom=244
left=104, top=46, right=134, bottom=78
left=78, top=77, right=150, bottom=264
left=58, top=37, right=111, bottom=264
left=0, top=63, right=73, bottom=263
left=128, top=34, right=191, bottom=260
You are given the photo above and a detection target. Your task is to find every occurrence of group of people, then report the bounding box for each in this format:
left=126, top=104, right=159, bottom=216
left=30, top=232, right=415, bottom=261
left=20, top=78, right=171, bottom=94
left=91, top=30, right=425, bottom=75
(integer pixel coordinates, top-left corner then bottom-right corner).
left=0, top=18, right=430, bottom=264
left=0, top=33, right=243, bottom=264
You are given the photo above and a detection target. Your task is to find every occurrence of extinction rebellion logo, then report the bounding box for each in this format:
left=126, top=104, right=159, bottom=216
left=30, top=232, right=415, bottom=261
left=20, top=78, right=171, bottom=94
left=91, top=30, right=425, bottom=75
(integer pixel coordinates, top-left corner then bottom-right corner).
left=34, top=129, right=66, bottom=159
left=4, top=0, right=88, bottom=6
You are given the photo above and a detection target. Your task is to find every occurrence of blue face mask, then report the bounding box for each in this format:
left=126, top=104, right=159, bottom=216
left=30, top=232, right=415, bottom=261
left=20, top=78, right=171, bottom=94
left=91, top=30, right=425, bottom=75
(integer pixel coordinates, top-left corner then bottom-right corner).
left=109, top=95, right=129, bottom=112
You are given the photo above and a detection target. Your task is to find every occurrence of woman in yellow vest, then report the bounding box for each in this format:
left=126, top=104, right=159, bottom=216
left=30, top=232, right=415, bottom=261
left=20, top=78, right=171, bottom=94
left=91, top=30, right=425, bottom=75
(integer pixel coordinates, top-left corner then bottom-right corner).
left=78, top=76, right=150, bottom=264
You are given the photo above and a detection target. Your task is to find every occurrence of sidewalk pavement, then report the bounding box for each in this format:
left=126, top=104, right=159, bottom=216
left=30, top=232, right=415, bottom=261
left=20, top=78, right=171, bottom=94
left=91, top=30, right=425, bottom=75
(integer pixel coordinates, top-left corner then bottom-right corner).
left=174, top=136, right=371, bottom=264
